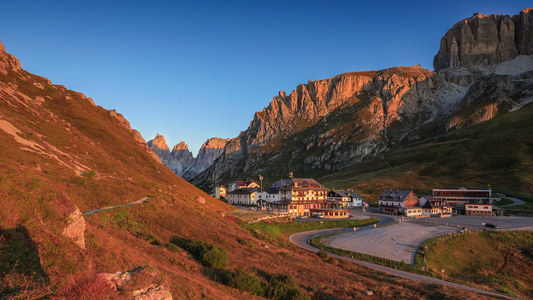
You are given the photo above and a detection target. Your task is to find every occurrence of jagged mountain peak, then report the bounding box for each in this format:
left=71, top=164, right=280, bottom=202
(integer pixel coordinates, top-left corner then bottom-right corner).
left=201, top=137, right=230, bottom=149
left=147, top=134, right=170, bottom=151
left=173, top=141, right=189, bottom=151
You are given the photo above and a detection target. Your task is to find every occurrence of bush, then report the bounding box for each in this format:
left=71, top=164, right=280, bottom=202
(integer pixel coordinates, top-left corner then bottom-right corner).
left=317, top=249, right=330, bottom=261
left=266, top=274, right=310, bottom=300
left=183, top=240, right=228, bottom=269
left=222, top=269, right=264, bottom=296
left=202, top=246, right=228, bottom=269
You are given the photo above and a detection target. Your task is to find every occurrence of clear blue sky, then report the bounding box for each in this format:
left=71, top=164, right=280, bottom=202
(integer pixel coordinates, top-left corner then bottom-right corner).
left=0, top=1, right=528, bottom=155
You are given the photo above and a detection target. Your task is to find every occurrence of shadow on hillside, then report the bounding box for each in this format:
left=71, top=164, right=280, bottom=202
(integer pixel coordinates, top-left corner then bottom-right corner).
left=0, top=225, right=47, bottom=282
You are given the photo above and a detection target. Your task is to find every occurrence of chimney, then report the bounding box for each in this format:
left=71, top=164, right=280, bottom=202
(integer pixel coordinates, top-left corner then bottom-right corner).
left=289, top=172, right=294, bottom=179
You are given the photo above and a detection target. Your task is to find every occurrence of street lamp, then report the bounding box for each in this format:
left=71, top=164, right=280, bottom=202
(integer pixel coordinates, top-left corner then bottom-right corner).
left=259, top=175, right=263, bottom=208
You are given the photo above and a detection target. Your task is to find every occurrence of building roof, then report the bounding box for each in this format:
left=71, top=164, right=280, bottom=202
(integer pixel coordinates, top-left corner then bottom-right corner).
left=420, top=195, right=439, bottom=202
left=262, top=187, right=279, bottom=194
left=227, top=188, right=259, bottom=195
left=434, top=187, right=491, bottom=191
left=329, top=190, right=364, bottom=199
left=277, top=178, right=329, bottom=191
left=272, top=179, right=292, bottom=188
left=378, top=189, right=417, bottom=202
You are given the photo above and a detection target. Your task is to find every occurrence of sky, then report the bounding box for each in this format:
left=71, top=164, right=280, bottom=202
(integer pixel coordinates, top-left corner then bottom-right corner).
left=0, top=1, right=529, bottom=155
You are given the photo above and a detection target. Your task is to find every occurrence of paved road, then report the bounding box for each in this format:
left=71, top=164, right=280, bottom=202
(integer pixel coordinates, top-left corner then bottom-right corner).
left=498, top=197, right=526, bottom=207
left=322, top=222, right=460, bottom=264
left=289, top=227, right=514, bottom=299
left=83, top=196, right=152, bottom=215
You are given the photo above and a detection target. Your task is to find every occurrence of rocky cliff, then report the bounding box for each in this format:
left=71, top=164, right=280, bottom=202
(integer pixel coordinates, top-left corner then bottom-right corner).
left=148, top=136, right=229, bottom=180
left=434, top=8, right=533, bottom=71
left=192, top=8, right=533, bottom=190
left=147, top=135, right=183, bottom=174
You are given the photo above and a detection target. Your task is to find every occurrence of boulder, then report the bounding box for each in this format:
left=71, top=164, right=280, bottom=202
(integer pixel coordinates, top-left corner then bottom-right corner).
left=62, top=207, right=86, bottom=249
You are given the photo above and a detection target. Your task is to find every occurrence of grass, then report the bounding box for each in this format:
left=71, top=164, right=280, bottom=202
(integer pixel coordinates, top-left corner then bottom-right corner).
left=243, top=217, right=378, bottom=244
left=319, top=107, right=533, bottom=203
left=493, top=197, right=515, bottom=206
left=423, top=231, right=533, bottom=299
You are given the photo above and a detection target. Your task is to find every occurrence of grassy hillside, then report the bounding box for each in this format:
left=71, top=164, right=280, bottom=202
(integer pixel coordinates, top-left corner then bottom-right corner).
left=0, top=48, right=493, bottom=299
left=423, top=231, right=533, bottom=299
left=319, top=107, right=533, bottom=204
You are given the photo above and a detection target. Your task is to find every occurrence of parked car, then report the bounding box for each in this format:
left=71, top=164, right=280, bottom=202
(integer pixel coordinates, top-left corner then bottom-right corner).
left=484, top=223, right=497, bottom=229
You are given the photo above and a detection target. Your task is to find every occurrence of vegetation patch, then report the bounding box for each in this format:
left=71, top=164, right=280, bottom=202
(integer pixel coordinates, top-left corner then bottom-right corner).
left=243, top=217, right=378, bottom=245
left=423, top=231, right=533, bottom=298
left=172, top=238, right=228, bottom=269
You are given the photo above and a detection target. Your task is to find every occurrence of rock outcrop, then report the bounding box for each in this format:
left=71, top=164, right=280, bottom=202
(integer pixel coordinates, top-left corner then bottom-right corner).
left=434, top=8, right=533, bottom=71
left=62, top=207, right=86, bottom=249
left=99, top=266, right=172, bottom=300
left=148, top=136, right=229, bottom=180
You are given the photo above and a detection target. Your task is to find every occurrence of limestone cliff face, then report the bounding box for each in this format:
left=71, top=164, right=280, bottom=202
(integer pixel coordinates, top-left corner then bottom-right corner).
left=147, top=135, right=183, bottom=174
left=149, top=137, right=229, bottom=180
left=434, top=8, right=533, bottom=71
left=194, top=138, right=230, bottom=170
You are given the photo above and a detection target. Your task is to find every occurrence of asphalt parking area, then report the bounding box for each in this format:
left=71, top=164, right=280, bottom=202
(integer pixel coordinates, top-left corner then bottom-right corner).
left=322, top=221, right=460, bottom=264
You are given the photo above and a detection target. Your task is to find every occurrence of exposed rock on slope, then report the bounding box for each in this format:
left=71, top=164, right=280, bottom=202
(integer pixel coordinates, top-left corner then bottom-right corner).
left=434, top=8, right=533, bottom=71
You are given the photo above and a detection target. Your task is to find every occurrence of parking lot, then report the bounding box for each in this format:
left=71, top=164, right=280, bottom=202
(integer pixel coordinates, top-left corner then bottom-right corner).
left=321, top=212, right=533, bottom=264
left=322, top=221, right=460, bottom=264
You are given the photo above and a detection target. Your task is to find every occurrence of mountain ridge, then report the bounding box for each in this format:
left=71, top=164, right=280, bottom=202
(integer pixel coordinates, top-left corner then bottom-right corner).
left=192, top=8, right=533, bottom=191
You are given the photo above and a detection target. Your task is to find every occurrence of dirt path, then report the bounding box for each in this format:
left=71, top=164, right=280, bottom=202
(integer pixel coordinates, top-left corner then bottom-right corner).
left=83, top=196, right=152, bottom=215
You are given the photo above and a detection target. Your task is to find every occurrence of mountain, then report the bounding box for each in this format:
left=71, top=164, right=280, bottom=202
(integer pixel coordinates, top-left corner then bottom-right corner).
left=434, top=8, right=533, bottom=71
left=148, top=136, right=229, bottom=180
left=0, top=40, right=480, bottom=299
left=192, top=8, right=533, bottom=194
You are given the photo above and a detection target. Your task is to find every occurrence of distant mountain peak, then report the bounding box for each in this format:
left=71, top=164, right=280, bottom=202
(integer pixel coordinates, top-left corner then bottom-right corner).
left=147, top=135, right=169, bottom=151
left=434, top=8, right=533, bottom=71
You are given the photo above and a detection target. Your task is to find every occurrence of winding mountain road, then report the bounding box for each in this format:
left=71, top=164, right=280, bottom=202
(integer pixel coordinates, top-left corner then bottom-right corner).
left=289, top=214, right=515, bottom=299
left=83, top=196, right=152, bottom=215
left=498, top=197, right=526, bottom=207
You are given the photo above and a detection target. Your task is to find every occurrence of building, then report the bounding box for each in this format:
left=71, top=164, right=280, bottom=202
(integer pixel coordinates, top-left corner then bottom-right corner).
left=270, top=178, right=349, bottom=218
left=419, top=195, right=453, bottom=217
left=228, top=180, right=260, bottom=192
left=328, top=190, right=364, bottom=207
left=432, top=187, right=492, bottom=205
left=261, top=187, right=281, bottom=203
left=465, top=203, right=493, bottom=216
left=226, top=188, right=259, bottom=205
left=404, top=206, right=423, bottom=217
left=378, top=189, right=418, bottom=215
left=213, top=185, right=228, bottom=199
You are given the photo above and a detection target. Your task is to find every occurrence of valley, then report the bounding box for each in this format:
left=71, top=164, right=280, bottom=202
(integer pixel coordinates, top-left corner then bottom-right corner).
left=1, top=5, right=533, bottom=300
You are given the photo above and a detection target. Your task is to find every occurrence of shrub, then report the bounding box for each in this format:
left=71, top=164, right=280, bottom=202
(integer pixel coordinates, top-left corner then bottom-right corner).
left=182, top=240, right=228, bottom=269
left=202, top=246, right=228, bottom=269
left=266, top=274, right=310, bottom=300
left=317, top=249, right=330, bottom=261
left=222, top=269, right=264, bottom=297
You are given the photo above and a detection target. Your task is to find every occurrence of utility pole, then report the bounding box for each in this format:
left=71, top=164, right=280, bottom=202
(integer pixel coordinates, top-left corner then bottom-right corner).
left=259, top=175, right=263, bottom=208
